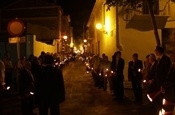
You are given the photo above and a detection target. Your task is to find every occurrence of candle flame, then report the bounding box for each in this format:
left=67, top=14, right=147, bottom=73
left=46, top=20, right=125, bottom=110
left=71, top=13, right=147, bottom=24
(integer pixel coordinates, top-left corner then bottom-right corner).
left=162, top=98, right=166, bottom=105
left=143, top=80, right=146, bottom=83
left=147, top=94, right=153, bottom=102
left=30, top=92, right=34, bottom=95
left=138, top=68, right=141, bottom=72
left=159, top=109, right=165, bottom=115
left=159, top=110, right=162, bottom=115
left=6, top=86, right=10, bottom=90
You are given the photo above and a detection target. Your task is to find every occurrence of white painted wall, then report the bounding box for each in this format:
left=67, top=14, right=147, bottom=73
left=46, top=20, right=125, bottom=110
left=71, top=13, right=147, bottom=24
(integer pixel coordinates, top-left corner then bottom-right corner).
left=33, top=35, right=57, bottom=57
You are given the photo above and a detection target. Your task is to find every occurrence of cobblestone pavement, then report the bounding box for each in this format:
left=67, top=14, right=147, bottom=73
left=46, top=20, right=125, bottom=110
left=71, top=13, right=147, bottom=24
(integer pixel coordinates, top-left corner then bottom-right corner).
left=59, top=60, right=157, bottom=115
left=2, top=59, right=158, bottom=115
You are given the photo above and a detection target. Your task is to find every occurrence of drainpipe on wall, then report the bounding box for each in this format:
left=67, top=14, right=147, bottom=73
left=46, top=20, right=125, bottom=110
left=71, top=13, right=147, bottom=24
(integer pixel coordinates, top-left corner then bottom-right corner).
left=116, top=5, right=123, bottom=51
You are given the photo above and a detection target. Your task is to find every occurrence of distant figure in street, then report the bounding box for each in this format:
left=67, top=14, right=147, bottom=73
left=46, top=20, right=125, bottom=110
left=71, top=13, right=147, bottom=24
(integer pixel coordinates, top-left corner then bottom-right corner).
left=36, top=54, right=65, bottom=115
left=111, top=51, right=125, bottom=102
left=101, top=55, right=111, bottom=91
left=38, top=51, right=46, bottom=65
left=128, top=53, right=143, bottom=104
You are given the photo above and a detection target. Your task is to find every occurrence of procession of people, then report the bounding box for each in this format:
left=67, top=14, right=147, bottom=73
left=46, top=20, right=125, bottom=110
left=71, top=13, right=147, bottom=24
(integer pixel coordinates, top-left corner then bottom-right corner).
left=1, top=45, right=175, bottom=115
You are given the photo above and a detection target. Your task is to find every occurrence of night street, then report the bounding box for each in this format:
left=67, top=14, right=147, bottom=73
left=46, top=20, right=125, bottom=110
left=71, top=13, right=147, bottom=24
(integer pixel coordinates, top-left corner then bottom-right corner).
left=2, top=59, right=157, bottom=115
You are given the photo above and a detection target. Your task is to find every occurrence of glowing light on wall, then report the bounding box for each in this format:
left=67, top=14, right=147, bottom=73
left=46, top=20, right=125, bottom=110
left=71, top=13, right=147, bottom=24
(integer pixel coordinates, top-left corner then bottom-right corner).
left=105, top=16, right=111, bottom=34
left=96, top=23, right=102, bottom=30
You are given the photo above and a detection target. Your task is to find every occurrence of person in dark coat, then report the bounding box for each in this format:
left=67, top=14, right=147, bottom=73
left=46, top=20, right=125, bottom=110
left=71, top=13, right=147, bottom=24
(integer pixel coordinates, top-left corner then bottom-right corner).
left=146, top=53, right=158, bottom=94
left=153, top=46, right=171, bottom=110
left=154, top=46, right=171, bottom=90
left=111, top=51, right=125, bottom=102
left=128, top=53, right=143, bottom=104
left=36, top=54, right=65, bottom=115
left=161, top=52, right=175, bottom=113
left=18, top=61, right=35, bottom=115
left=0, top=60, right=5, bottom=115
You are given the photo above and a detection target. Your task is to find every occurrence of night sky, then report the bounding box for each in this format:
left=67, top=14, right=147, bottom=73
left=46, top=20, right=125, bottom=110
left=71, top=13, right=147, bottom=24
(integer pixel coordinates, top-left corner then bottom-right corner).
left=0, top=0, right=95, bottom=39
left=59, top=0, right=95, bottom=39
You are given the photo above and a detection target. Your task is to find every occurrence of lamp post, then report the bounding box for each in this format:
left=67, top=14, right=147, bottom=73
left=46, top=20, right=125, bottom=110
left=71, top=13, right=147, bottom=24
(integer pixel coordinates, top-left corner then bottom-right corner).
left=62, top=35, right=68, bottom=52
left=83, top=39, right=87, bottom=53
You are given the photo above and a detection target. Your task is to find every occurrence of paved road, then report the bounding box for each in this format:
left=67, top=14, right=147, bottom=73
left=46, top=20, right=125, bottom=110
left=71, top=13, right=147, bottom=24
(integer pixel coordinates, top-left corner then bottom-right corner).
left=60, top=59, right=157, bottom=115
left=2, top=59, right=157, bottom=115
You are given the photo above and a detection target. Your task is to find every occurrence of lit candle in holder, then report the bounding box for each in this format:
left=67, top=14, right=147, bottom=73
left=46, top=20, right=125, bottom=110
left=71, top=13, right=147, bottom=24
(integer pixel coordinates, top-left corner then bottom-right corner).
left=6, top=86, right=10, bottom=90
left=138, top=68, right=141, bottom=72
left=30, top=92, right=34, bottom=95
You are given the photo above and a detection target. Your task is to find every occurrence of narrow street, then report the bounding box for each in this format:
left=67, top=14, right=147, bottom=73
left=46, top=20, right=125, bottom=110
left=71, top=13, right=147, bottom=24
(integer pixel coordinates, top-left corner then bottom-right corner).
left=2, top=59, right=157, bottom=115
left=59, top=59, right=157, bottom=115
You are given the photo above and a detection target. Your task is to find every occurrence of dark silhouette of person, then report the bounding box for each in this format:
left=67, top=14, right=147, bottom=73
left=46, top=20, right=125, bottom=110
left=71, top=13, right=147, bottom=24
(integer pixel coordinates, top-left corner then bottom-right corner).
left=154, top=46, right=171, bottom=90
left=153, top=46, right=171, bottom=111
left=18, top=61, right=35, bottom=115
left=111, top=51, right=125, bottom=102
left=128, top=53, right=143, bottom=104
left=0, top=60, right=5, bottom=115
left=162, top=52, right=175, bottom=113
left=3, top=52, right=13, bottom=88
left=36, top=54, right=65, bottom=115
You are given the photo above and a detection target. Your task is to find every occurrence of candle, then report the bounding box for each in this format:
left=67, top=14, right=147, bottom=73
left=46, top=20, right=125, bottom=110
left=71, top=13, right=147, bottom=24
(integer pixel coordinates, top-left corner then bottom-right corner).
left=30, top=92, right=34, bottom=95
left=138, top=68, right=141, bottom=72
left=6, top=86, right=10, bottom=90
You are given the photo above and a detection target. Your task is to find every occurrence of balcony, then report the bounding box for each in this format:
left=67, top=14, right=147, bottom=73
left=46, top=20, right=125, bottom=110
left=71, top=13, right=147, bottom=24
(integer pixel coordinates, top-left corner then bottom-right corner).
left=125, top=1, right=170, bottom=31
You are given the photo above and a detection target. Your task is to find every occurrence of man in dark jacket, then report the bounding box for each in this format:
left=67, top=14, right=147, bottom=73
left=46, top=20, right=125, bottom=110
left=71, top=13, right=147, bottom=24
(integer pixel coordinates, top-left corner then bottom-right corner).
left=154, top=46, right=171, bottom=111
left=128, top=53, right=143, bottom=104
left=162, top=52, right=175, bottom=113
left=36, top=54, right=65, bottom=115
left=111, top=51, right=125, bottom=102
left=146, top=53, right=158, bottom=94
left=154, top=46, right=171, bottom=90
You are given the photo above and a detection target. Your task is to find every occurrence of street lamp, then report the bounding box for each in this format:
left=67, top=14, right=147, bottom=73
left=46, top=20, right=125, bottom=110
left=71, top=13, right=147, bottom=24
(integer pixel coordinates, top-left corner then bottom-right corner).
left=96, top=23, right=102, bottom=30
left=83, top=39, right=87, bottom=43
left=96, top=17, right=111, bottom=34
left=62, top=35, right=68, bottom=52
left=83, top=39, right=88, bottom=53
left=63, top=35, right=68, bottom=40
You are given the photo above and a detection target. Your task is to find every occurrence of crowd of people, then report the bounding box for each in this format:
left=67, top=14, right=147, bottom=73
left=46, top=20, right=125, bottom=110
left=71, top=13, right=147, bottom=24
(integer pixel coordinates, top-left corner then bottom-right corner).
left=0, top=45, right=175, bottom=115
left=85, top=46, right=175, bottom=114
left=0, top=51, right=67, bottom=115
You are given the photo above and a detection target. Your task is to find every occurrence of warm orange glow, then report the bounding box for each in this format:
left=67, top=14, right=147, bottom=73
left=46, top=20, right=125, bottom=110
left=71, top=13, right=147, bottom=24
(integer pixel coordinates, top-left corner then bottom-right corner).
left=63, top=35, right=68, bottom=40
left=96, top=23, right=102, bottom=30
left=83, top=39, right=87, bottom=43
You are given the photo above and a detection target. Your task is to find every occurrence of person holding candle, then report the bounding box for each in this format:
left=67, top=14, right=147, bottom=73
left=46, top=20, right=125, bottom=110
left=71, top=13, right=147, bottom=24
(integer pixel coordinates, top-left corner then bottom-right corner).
left=111, top=51, right=125, bottom=102
left=161, top=51, right=175, bottom=114
left=128, top=53, right=143, bottom=104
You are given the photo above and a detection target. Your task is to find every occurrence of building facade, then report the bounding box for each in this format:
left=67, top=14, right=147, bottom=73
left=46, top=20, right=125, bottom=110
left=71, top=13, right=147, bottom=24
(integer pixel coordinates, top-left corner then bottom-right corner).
left=0, top=0, right=73, bottom=61
left=87, top=0, right=175, bottom=78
